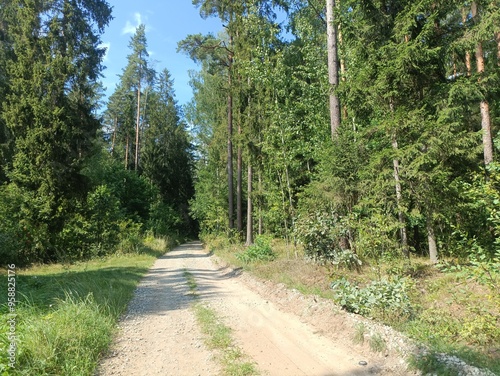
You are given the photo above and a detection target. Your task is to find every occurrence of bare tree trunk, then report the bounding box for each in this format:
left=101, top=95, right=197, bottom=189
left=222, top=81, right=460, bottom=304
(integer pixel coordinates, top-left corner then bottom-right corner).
left=326, top=0, right=341, bottom=138
left=245, top=163, right=253, bottom=246
left=427, top=219, right=438, bottom=264
left=258, top=170, right=263, bottom=235
left=237, top=129, right=243, bottom=234
left=390, top=99, right=409, bottom=258
left=227, top=36, right=234, bottom=230
left=135, top=80, right=141, bottom=171
left=496, top=31, right=500, bottom=65
left=472, top=2, right=494, bottom=166
left=462, top=8, right=472, bottom=76
left=111, top=116, right=117, bottom=156
left=125, top=134, right=129, bottom=169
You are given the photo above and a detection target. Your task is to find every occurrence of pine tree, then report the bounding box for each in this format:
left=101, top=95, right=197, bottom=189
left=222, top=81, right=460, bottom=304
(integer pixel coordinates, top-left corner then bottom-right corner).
left=121, top=24, right=154, bottom=171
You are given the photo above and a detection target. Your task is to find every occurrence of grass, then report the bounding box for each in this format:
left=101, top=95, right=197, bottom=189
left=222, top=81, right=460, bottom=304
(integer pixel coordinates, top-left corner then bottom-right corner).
left=0, top=237, right=170, bottom=375
left=182, top=270, right=258, bottom=376
left=193, top=303, right=258, bottom=376
left=368, top=332, right=386, bottom=354
left=204, top=236, right=500, bottom=375
left=353, top=323, right=366, bottom=345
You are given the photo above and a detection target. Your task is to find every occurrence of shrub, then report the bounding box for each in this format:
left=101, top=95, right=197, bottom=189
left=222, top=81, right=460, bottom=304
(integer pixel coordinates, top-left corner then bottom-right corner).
left=331, top=276, right=412, bottom=319
left=236, top=236, right=276, bottom=264
left=117, top=220, right=143, bottom=254
left=295, top=211, right=361, bottom=269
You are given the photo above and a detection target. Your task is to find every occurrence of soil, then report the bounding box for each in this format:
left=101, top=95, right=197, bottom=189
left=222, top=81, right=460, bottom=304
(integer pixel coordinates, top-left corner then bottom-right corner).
left=97, top=241, right=420, bottom=376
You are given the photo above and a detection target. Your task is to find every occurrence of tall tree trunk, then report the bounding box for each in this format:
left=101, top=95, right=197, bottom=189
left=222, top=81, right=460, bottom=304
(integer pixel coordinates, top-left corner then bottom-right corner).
left=462, top=8, right=472, bottom=76
left=237, top=127, right=243, bottom=234
left=227, top=36, right=234, bottom=230
left=338, top=13, right=348, bottom=120
left=390, top=99, right=409, bottom=258
left=326, top=0, right=341, bottom=138
left=135, top=81, right=141, bottom=171
left=245, top=163, right=253, bottom=246
left=427, top=218, right=438, bottom=264
left=258, top=170, right=263, bottom=235
left=111, top=116, right=117, bottom=156
left=472, top=2, right=494, bottom=166
left=125, top=134, right=129, bottom=169
left=496, top=31, right=500, bottom=65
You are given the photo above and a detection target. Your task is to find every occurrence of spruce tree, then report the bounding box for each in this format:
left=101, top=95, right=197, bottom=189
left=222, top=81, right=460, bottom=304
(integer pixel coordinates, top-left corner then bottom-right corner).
left=1, top=0, right=112, bottom=260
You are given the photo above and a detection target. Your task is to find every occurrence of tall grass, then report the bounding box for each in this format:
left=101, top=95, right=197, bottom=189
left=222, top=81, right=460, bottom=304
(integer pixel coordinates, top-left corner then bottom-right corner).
left=0, top=237, right=170, bottom=375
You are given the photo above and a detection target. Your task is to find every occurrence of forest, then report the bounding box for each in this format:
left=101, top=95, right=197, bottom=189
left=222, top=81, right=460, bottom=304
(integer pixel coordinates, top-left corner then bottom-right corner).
left=181, top=0, right=500, bottom=268
left=0, top=0, right=498, bottom=267
left=0, top=0, right=499, bottom=373
left=0, top=0, right=195, bottom=264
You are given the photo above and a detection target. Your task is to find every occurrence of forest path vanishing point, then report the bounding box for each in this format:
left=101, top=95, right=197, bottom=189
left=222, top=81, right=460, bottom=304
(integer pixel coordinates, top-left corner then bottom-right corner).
left=97, top=242, right=414, bottom=376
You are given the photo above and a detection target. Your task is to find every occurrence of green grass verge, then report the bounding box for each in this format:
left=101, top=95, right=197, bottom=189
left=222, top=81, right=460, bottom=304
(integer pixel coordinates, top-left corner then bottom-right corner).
left=0, top=237, right=169, bottom=375
left=182, top=270, right=258, bottom=376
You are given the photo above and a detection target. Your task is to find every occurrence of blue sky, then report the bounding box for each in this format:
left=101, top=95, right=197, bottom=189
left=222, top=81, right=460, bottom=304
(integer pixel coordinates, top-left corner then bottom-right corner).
left=99, top=1, right=223, bottom=108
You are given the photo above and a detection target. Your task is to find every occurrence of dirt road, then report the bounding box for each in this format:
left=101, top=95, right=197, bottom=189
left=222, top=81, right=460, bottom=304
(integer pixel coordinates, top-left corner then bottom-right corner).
left=98, top=242, right=414, bottom=376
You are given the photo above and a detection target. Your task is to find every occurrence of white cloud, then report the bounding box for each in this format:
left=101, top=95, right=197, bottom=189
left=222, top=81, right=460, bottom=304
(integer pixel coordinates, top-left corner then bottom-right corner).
left=99, top=42, right=111, bottom=62
left=122, top=12, right=151, bottom=35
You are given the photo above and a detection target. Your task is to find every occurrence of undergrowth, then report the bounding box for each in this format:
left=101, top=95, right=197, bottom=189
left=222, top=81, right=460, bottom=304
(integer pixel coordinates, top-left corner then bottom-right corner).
left=236, top=236, right=275, bottom=264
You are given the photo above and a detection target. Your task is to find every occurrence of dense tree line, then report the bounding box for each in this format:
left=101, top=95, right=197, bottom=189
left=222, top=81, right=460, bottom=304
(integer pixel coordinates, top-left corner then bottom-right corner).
left=185, top=0, right=500, bottom=264
left=0, top=1, right=194, bottom=264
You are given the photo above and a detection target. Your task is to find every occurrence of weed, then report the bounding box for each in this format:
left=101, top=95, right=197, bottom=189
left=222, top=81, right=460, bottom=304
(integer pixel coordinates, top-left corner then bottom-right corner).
left=353, top=323, right=365, bottom=345
left=368, top=332, right=386, bottom=354
left=408, top=352, right=457, bottom=376
left=330, top=276, right=412, bottom=319
left=193, top=303, right=258, bottom=375
left=183, top=269, right=198, bottom=294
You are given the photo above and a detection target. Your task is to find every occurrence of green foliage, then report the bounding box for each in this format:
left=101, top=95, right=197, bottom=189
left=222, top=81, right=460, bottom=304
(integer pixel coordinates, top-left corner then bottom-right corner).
left=236, top=236, right=276, bottom=263
left=57, top=185, right=121, bottom=261
left=117, top=220, right=143, bottom=254
left=147, top=199, right=182, bottom=237
left=438, top=248, right=500, bottom=292
left=295, top=211, right=361, bottom=270
left=331, top=277, right=412, bottom=319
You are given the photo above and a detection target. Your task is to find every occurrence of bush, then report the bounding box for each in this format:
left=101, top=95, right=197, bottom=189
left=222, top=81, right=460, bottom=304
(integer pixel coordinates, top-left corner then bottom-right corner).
left=236, top=236, right=276, bottom=264
left=295, top=211, right=361, bottom=269
left=331, top=276, right=412, bottom=319
left=117, top=220, right=143, bottom=254
left=147, top=199, right=182, bottom=237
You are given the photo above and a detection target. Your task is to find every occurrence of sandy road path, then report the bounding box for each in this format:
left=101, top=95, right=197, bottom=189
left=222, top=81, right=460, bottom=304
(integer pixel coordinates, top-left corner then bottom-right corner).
left=98, top=242, right=410, bottom=376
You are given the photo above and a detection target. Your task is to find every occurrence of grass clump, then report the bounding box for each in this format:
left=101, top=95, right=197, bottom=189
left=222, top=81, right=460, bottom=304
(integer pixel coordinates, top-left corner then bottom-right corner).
left=183, top=269, right=198, bottom=294
left=368, top=332, right=386, bottom=354
left=16, top=293, right=113, bottom=375
left=193, top=303, right=258, bottom=376
left=353, top=323, right=366, bottom=345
